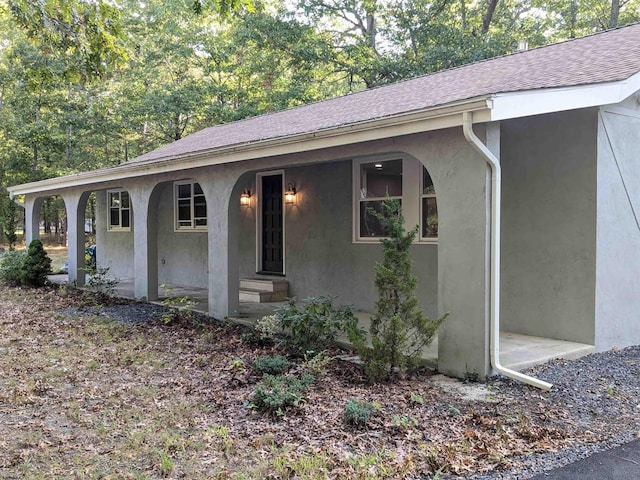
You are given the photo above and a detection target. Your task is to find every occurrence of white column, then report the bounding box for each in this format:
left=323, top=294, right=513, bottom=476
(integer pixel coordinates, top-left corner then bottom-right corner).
left=24, top=196, right=44, bottom=245
left=198, top=176, right=240, bottom=319
left=130, top=186, right=158, bottom=301
left=62, top=191, right=89, bottom=287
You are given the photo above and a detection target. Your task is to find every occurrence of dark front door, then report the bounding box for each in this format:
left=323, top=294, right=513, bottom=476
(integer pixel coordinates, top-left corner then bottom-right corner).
left=261, top=174, right=283, bottom=274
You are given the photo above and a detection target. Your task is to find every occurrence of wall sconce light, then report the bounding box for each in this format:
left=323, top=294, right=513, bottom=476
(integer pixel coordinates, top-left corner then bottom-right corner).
left=285, top=183, right=297, bottom=205
left=240, top=188, right=251, bottom=206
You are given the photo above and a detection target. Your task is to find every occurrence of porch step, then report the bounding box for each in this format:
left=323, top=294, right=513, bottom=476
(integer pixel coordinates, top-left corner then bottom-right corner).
left=239, top=278, right=288, bottom=303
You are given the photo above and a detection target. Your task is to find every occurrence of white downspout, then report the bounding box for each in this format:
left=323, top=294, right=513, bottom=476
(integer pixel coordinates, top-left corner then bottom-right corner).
left=462, top=111, right=552, bottom=391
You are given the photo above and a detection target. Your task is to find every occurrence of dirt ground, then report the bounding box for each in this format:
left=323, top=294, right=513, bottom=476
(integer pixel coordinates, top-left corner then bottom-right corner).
left=0, top=285, right=637, bottom=479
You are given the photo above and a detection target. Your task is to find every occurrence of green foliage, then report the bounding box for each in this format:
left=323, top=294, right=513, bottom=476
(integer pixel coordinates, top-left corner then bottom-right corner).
left=84, top=266, right=120, bottom=304
left=1, top=196, right=19, bottom=250
left=361, top=198, right=447, bottom=383
left=20, top=239, right=52, bottom=287
left=8, top=0, right=128, bottom=81
left=0, top=250, right=26, bottom=286
left=249, top=374, right=314, bottom=416
left=343, top=400, right=377, bottom=428
left=254, top=313, right=282, bottom=341
left=252, top=355, right=289, bottom=376
left=300, top=350, right=334, bottom=377
left=160, top=284, right=198, bottom=325
left=276, top=296, right=365, bottom=353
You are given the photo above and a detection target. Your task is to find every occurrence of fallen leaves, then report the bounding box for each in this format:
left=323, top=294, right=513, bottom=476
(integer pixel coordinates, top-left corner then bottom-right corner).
left=0, top=285, right=637, bottom=479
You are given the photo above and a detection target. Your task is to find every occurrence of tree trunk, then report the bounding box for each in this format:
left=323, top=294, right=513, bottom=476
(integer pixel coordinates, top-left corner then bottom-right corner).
left=609, top=0, right=620, bottom=28
left=482, top=0, right=500, bottom=34
left=461, top=0, right=467, bottom=31
left=66, top=124, right=72, bottom=161
left=365, top=12, right=376, bottom=51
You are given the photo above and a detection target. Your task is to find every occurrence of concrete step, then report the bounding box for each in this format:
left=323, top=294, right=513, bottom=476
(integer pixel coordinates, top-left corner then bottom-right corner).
left=240, top=278, right=288, bottom=293
left=239, top=287, right=288, bottom=303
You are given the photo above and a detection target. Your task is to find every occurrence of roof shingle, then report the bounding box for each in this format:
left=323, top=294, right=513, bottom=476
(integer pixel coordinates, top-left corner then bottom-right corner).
left=129, top=23, right=640, bottom=165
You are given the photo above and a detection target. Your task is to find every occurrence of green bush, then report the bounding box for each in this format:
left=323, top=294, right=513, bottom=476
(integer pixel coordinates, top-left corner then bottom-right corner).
left=252, top=355, right=289, bottom=376
left=20, top=239, right=52, bottom=287
left=276, top=296, right=365, bottom=353
left=343, top=400, right=377, bottom=428
left=249, top=374, right=314, bottom=416
left=84, top=266, right=120, bottom=305
left=0, top=250, right=26, bottom=286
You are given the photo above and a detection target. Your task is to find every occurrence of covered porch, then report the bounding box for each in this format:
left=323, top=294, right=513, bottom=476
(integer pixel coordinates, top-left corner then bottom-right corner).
left=49, top=275, right=595, bottom=373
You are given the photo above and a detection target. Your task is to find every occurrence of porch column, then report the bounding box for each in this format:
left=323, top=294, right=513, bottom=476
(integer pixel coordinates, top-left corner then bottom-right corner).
left=24, top=195, right=44, bottom=244
left=408, top=128, right=493, bottom=380
left=61, top=191, right=89, bottom=287
left=130, top=186, right=158, bottom=301
left=198, top=175, right=240, bottom=320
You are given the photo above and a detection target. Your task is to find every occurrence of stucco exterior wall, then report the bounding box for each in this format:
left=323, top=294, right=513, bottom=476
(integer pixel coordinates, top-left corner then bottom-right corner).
left=155, top=182, right=208, bottom=288
left=594, top=100, right=640, bottom=351
left=90, top=128, right=492, bottom=380
left=95, top=190, right=135, bottom=279
left=500, top=109, right=598, bottom=344
left=235, top=160, right=439, bottom=316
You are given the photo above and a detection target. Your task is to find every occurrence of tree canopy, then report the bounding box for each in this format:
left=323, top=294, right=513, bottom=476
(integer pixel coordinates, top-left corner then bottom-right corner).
left=0, top=0, right=638, bottom=200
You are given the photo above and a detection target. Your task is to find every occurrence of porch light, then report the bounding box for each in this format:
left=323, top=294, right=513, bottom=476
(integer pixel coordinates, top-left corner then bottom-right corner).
left=285, top=183, right=297, bottom=205
left=240, top=188, right=251, bottom=206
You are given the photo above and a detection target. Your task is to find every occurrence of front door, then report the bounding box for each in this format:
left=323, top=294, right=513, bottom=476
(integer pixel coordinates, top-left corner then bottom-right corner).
left=261, top=174, right=284, bottom=274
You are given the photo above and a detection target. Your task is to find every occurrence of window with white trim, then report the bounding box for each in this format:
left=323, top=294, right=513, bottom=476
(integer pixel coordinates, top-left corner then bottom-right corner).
left=421, top=168, right=438, bottom=240
left=358, top=159, right=403, bottom=238
left=174, top=181, right=207, bottom=230
left=353, top=157, right=438, bottom=242
left=107, top=189, right=131, bottom=231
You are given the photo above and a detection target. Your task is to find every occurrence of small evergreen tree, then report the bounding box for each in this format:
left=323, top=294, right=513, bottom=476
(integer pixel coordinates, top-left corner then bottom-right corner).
left=2, top=198, right=19, bottom=250
left=20, top=239, right=52, bottom=287
left=362, top=198, right=447, bottom=382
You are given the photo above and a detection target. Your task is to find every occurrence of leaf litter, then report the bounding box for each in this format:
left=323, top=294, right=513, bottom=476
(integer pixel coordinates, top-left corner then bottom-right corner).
left=0, top=285, right=638, bottom=479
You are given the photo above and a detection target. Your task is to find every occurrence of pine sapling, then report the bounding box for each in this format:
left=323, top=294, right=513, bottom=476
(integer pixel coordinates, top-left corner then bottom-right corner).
left=363, top=197, right=447, bottom=382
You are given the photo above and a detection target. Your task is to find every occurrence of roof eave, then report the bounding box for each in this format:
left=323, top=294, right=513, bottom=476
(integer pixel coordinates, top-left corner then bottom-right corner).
left=489, top=72, right=640, bottom=121
left=8, top=97, right=492, bottom=197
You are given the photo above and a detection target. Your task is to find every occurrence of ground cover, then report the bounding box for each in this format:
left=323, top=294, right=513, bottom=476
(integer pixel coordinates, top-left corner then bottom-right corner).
left=0, top=285, right=638, bottom=479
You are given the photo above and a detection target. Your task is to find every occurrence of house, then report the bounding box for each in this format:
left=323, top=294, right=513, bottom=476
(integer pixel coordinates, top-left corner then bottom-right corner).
left=9, top=24, right=640, bottom=386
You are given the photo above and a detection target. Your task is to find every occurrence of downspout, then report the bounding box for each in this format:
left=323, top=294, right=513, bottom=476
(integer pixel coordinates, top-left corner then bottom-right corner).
left=462, top=111, right=552, bottom=391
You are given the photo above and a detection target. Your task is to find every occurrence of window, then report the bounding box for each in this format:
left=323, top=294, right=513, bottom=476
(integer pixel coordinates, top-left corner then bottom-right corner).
left=107, top=189, right=131, bottom=231
left=358, top=159, right=402, bottom=238
left=353, top=157, right=438, bottom=243
left=421, top=168, right=438, bottom=240
left=174, top=181, right=207, bottom=230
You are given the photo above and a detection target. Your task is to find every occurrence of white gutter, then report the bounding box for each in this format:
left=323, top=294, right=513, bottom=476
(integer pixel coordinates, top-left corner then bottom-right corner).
left=462, top=111, right=552, bottom=391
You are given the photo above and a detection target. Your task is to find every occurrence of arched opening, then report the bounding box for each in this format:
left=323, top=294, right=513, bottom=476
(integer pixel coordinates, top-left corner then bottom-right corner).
left=231, top=154, right=439, bottom=351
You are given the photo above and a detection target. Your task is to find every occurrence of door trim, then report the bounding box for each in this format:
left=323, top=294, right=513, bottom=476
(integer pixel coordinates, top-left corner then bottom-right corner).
left=256, top=170, right=285, bottom=275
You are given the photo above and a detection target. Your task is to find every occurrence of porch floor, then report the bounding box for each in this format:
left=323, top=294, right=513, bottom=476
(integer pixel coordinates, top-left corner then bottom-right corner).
left=49, top=275, right=595, bottom=372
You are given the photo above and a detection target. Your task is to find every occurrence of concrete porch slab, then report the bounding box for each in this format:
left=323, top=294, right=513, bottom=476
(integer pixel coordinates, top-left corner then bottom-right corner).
left=47, top=275, right=596, bottom=373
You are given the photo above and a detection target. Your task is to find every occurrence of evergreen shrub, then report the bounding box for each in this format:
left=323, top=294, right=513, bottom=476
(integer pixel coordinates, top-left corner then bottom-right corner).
left=360, top=198, right=448, bottom=382
left=252, top=355, right=289, bottom=375
left=0, top=250, right=26, bottom=286
left=20, top=239, right=52, bottom=287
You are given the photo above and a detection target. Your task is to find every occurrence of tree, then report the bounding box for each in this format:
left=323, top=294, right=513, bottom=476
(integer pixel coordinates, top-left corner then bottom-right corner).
left=361, top=198, right=447, bottom=382
left=1, top=193, right=19, bottom=250
left=8, top=0, right=128, bottom=82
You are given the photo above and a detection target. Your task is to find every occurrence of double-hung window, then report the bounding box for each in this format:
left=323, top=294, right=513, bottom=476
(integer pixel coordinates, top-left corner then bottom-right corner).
left=107, top=189, right=131, bottom=231
left=175, top=181, right=207, bottom=231
left=353, top=157, right=438, bottom=243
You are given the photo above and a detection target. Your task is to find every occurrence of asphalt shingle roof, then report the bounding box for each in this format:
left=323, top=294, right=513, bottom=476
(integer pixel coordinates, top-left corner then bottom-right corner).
left=130, top=23, right=640, bottom=165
